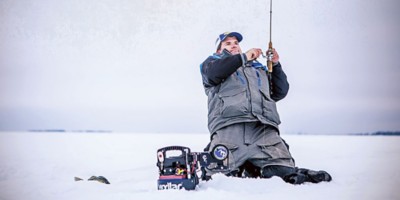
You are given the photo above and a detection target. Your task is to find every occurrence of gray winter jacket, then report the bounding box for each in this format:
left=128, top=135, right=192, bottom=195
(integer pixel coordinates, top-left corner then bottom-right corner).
left=200, top=50, right=289, bottom=134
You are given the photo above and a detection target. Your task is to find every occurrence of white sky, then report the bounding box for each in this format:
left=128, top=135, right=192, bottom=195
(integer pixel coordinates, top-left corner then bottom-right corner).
left=0, top=0, right=399, bottom=134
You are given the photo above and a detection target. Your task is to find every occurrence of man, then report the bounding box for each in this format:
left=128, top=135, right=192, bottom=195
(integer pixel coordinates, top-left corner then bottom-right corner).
left=200, top=32, right=331, bottom=184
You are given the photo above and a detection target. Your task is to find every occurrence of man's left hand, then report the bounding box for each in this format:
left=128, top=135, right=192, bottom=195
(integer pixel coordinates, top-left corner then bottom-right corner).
left=270, top=48, right=280, bottom=64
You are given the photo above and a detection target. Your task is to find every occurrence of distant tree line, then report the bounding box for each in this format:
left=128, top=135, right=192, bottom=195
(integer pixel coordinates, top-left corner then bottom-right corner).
left=352, top=131, right=400, bottom=136
left=29, top=129, right=112, bottom=133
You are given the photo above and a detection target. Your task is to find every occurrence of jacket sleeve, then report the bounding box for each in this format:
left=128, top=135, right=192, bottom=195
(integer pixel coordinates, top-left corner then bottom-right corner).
left=270, top=62, right=289, bottom=102
left=201, top=53, right=246, bottom=87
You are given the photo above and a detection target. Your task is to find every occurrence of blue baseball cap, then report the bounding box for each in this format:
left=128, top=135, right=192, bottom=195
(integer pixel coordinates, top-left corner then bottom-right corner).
left=215, top=32, right=243, bottom=51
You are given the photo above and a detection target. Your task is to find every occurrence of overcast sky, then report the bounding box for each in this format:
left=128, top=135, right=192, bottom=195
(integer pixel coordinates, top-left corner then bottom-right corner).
left=0, top=0, right=399, bottom=134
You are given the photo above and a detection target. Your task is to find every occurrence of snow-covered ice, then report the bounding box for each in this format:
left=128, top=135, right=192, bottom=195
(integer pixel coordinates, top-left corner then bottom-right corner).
left=0, top=132, right=399, bottom=200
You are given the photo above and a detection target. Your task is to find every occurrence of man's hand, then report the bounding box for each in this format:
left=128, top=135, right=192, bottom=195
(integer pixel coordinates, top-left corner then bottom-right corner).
left=245, top=48, right=262, bottom=61
left=270, top=48, right=280, bottom=64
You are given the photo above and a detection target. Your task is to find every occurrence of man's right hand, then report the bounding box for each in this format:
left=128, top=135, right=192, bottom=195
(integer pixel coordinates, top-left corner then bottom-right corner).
left=245, top=48, right=262, bottom=61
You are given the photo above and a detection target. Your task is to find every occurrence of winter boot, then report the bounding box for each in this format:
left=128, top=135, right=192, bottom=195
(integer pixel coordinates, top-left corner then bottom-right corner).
left=296, top=168, right=332, bottom=183
left=283, top=173, right=307, bottom=184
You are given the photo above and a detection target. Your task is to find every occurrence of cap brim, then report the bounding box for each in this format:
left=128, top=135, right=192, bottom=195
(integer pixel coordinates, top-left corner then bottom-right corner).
left=225, top=32, right=243, bottom=42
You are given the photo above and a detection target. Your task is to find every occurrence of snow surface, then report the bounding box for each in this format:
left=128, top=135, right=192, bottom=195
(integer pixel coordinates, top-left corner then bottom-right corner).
left=0, top=132, right=399, bottom=200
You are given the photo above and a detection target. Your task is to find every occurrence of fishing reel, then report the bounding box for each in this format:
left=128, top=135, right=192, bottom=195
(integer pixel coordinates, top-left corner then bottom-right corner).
left=261, top=49, right=274, bottom=61
left=266, top=48, right=274, bottom=61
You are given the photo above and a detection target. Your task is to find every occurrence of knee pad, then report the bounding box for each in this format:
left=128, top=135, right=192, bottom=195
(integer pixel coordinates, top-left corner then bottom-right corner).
left=261, top=165, right=295, bottom=179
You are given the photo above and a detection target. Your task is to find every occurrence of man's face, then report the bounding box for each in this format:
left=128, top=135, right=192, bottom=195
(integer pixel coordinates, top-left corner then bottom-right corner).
left=218, top=36, right=242, bottom=55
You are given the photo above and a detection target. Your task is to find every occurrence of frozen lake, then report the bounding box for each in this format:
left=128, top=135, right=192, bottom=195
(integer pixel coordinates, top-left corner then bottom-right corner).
left=0, top=132, right=399, bottom=200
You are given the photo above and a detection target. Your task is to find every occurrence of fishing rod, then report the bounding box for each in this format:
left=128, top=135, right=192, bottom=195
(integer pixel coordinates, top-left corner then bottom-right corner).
left=267, top=0, right=273, bottom=73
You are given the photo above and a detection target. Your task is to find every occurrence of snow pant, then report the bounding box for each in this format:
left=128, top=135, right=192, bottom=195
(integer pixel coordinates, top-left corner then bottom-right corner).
left=205, top=122, right=332, bottom=184
left=206, top=122, right=295, bottom=176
